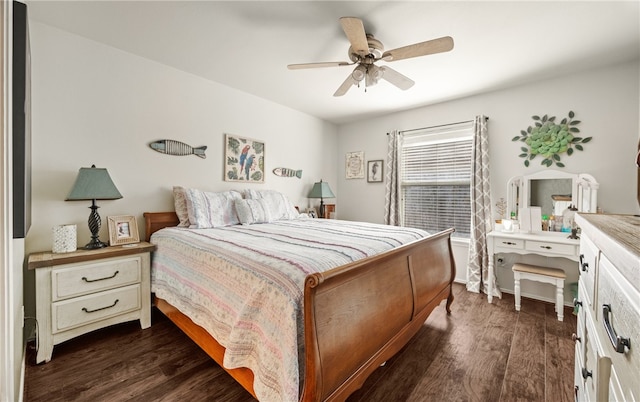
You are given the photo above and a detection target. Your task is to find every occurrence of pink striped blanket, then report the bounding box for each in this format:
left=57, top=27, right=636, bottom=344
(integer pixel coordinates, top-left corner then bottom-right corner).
left=150, top=218, right=428, bottom=401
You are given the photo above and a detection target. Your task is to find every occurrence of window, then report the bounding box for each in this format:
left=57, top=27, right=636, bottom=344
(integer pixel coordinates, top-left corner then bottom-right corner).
left=400, top=122, right=473, bottom=238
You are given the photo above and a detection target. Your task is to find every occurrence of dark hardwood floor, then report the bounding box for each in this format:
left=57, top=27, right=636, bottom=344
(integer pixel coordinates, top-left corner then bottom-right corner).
left=24, top=283, right=576, bottom=401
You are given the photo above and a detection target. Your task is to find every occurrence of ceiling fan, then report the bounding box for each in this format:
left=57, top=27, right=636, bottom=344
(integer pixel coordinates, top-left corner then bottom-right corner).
left=287, top=17, right=454, bottom=97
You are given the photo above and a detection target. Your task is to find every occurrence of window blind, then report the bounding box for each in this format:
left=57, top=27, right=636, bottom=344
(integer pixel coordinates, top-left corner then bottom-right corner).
left=400, top=122, right=473, bottom=238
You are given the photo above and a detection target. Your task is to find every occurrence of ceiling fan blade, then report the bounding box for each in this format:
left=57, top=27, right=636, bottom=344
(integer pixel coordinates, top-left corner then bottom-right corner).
left=288, top=61, right=351, bottom=70
left=333, top=74, right=357, bottom=97
left=380, top=66, right=414, bottom=90
left=340, top=17, right=369, bottom=56
left=382, top=36, right=454, bottom=62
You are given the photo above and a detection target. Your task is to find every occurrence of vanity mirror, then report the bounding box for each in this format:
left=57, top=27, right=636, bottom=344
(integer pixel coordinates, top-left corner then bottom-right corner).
left=506, top=169, right=598, bottom=219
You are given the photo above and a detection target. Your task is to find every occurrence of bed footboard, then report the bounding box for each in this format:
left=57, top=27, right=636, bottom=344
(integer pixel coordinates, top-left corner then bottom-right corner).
left=300, top=228, right=455, bottom=401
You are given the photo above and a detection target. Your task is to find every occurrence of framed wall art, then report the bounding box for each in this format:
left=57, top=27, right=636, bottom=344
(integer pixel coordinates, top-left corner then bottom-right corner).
left=225, top=133, right=265, bottom=183
left=345, top=151, right=364, bottom=179
left=367, top=160, right=383, bottom=183
left=107, top=215, right=140, bottom=246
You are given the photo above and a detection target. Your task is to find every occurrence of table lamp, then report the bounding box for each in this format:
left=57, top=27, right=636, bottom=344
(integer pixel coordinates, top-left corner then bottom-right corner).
left=66, top=165, right=122, bottom=249
left=308, top=179, right=335, bottom=218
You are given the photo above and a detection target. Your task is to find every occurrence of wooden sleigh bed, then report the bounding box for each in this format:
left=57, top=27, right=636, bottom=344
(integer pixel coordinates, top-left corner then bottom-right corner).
left=144, top=211, right=456, bottom=402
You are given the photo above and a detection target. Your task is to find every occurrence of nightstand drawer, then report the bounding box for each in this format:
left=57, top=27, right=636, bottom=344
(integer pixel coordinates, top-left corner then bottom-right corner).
left=52, top=284, right=141, bottom=333
left=52, top=256, right=142, bottom=301
left=525, top=240, right=576, bottom=257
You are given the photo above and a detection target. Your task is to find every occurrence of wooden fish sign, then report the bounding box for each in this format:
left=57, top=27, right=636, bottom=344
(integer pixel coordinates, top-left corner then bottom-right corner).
left=149, top=140, right=207, bottom=159
left=273, top=167, right=302, bottom=179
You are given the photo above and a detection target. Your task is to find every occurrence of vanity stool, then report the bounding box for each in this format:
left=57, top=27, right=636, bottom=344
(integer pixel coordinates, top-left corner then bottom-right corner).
left=512, top=263, right=566, bottom=321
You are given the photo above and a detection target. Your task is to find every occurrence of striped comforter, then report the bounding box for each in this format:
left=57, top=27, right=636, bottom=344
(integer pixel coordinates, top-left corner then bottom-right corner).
left=150, top=218, right=428, bottom=402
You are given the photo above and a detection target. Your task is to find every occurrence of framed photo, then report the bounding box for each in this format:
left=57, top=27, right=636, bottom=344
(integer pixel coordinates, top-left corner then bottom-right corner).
left=224, top=133, right=265, bottom=183
left=367, top=160, right=384, bottom=183
left=345, top=151, right=364, bottom=179
left=107, top=215, right=140, bottom=246
left=306, top=207, right=318, bottom=218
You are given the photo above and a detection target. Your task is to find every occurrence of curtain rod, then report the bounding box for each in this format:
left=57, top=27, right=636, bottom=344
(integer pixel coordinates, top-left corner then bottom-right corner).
left=387, top=116, right=489, bottom=135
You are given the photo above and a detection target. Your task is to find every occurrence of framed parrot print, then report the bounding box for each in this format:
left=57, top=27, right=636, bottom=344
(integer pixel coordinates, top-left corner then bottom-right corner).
left=224, top=134, right=265, bottom=183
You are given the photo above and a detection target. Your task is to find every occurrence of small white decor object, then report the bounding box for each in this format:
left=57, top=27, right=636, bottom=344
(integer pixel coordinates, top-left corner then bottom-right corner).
left=52, top=224, right=77, bottom=253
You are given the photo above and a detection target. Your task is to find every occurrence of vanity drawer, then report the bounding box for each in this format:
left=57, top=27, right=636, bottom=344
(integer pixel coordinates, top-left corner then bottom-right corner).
left=525, top=240, right=576, bottom=257
left=52, top=256, right=142, bottom=301
left=578, top=235, right=598, bottom=309
left=52, top=284, right=141, bottom=333
left=494, top=237, right=524, bottom=250
left=597, top=253, right=640, bottom=402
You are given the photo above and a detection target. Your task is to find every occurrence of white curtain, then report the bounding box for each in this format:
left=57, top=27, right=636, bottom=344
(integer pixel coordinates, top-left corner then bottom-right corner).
left=384, top=130, right=402, bottom=226
left=466, top=116, right=500, bottom=297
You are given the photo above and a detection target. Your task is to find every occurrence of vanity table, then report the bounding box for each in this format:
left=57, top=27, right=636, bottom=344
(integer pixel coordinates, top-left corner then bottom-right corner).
left=488, top=169, right=599, bottom=303
left=487, top=231, right=579, bottom=303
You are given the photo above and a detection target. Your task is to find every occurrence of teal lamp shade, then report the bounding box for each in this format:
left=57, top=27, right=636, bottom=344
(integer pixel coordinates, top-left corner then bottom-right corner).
left=66, top=165, right=122, bottom=249
left=308, top=180, right=335, bottom=218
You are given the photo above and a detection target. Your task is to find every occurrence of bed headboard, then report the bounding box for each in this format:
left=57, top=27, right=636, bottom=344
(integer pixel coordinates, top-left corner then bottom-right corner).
left=143, top=212, right=179, bottom=242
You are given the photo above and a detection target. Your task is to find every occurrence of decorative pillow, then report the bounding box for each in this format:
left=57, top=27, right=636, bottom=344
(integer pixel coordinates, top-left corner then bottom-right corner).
left=243, top=189, right=299, bottom=220
left=173, top=186, right=191, bottom=227
left=234, top=199, right=274, bottom=225
left=185, top=188, right=242, bottom=228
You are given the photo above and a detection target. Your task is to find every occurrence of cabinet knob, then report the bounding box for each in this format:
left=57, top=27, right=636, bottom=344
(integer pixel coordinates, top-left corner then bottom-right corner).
left=573, top=298, right=582, bottom=309
left=572, top=333, right=581, bottom=343
left=581, top=367, right=592, bottom=380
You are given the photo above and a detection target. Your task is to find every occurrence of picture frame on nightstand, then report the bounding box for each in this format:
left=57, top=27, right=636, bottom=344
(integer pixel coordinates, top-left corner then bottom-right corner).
left=108, top=215, right=140, bottom=246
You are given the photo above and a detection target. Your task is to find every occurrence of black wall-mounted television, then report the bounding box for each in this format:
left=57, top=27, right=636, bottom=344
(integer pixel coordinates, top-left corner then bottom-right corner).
left=13, top=1, right=31, bottom=239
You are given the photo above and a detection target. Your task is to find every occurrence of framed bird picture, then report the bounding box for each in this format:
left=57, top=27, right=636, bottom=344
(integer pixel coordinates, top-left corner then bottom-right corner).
left=224, top=133, right=265, bottom=183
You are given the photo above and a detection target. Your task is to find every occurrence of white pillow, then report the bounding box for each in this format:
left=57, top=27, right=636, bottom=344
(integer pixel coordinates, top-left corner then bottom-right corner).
left=243, top=189, right=299, bottom=220
left=234, top=199, right=274, bottom=225
left=173, top=186, right=190, bottom=227
left=185, top=188, right=242, bottom=228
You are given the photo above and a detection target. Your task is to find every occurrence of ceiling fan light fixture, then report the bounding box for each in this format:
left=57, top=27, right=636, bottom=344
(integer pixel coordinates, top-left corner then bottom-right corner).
left=352, top=65, right=366, bottom=82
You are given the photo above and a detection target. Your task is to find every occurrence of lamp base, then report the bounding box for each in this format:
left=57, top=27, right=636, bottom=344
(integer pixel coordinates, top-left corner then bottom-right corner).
left=84, top=239, right=108, bottom=250
left=85, top=199, right=108, bottom=249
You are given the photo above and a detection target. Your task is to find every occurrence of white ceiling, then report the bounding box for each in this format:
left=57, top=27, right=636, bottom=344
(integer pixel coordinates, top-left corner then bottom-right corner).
left=27, top=1, right=640, bottom=125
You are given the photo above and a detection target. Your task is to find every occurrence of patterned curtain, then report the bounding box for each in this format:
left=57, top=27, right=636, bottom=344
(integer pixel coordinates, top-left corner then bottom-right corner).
left=466, top=116, right=500, bottom=297
left=384, top=130, right=402, bottom=226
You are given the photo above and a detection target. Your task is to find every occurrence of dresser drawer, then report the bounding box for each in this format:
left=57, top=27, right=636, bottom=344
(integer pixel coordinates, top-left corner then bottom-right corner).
left=52, top=256, right=142, bottom=301
left=525, top=240, right=576, bottom=257
left=597, top=253, right=640, bottom=401
left=52, top=284, right=141, bottom=333
left=578, top=235, right=598, bottom=309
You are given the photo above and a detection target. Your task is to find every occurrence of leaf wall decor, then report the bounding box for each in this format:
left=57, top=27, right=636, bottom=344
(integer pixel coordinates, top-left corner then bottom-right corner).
left=512, top=111, right=591, bottom=167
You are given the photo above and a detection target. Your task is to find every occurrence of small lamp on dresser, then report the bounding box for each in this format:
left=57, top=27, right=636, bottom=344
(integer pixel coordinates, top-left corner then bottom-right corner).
left=66, top=164, right=122, bottom=249
left=308, top=179, right=335, bottom=218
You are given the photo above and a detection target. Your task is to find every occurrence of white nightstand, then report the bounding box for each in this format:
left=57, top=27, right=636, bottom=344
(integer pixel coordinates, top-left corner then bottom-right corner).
left=28, top=242, right=155, bottom=363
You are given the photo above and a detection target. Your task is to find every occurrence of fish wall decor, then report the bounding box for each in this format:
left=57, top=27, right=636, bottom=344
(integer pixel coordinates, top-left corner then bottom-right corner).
left=273, top=167, right=302, bottom=179
left=149, top=140, right=207, bottom=159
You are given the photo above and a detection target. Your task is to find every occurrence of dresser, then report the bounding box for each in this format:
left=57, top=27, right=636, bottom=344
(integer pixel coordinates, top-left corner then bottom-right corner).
left=486, top=230, right=580, bottom=303
left=573, top=213, right=639, bottom=401
left=28, top=242, right=155, bottom=363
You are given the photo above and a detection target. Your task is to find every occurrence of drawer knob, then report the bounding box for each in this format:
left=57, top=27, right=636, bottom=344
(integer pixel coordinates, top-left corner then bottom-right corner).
left=502, top=241, right=517, bottom=246
left=573, top=298, right=582, bottom=309
left=82, top=270, right=120, bottom=283
left=82, top=299, right=119, bottom=314
left=571, top=333, right=581, bottom=343
left=539, top=245, right=552, bottom=250
left=581, top=367, right=592, bottom=380
left=602, top=304, right=631, bottom=353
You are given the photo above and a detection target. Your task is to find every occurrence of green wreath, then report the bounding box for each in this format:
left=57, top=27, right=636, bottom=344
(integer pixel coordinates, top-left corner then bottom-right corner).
left=512, top=111, right=591, bottom=167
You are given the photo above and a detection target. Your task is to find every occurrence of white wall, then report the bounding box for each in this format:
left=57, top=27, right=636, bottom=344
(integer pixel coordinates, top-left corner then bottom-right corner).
left=336, top=60, right=640, bottom=286
left=24, top=22, right=338, bottom=315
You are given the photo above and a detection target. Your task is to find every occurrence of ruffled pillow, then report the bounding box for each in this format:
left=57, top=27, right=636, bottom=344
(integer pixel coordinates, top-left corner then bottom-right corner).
left=173, top=186, right=190, bottom=227
left=243, top=189, right=299, bottom=220
left=185, top=188, right=242, bottom=228
left=235, top=199, right=274, bottom=225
